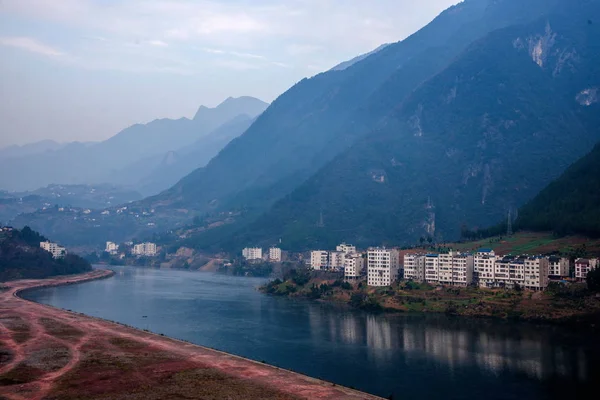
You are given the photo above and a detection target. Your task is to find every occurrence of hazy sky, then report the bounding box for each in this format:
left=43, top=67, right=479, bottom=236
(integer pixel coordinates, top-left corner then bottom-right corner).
left=0, top=0, right=457, bottom=147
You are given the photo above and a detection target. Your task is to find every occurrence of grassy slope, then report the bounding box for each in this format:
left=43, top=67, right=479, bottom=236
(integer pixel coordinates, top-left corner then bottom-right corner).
left=440, top=232, right=600, bottom=256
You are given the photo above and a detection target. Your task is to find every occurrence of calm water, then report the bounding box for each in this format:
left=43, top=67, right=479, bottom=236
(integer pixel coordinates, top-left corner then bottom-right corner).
left=23, top=266, right=598, bottom=399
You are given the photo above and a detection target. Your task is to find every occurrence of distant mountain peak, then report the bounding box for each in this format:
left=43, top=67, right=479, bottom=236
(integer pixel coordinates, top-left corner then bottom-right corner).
left=194, top=96, right=268, bottom=121
left=217, top=96, right=267, bottom=107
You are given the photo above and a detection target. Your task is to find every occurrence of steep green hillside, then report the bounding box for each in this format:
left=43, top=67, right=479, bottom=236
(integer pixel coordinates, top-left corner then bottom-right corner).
left=0, top=227, right=91, bottom=281
left=516, top=142, right=600, bottom=237
left=223, top=0, right=600, bottom=251
left=146, top=0, right=559, bottom=216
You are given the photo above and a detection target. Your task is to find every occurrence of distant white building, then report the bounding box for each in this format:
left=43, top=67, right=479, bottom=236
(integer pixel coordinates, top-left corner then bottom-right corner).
left=329, top=251, right=345, bottom=271
left=242, top=247, right=262, bottom=261
left=105, top=241, right=119, bottom=255
left=403, top=253, right=425, bottom=282
left=344, top=253, right=365, bottom=281
left=269, top=247, right=282, bottom=262
left=424, top=254, right=440, bottom=283
left=450, top=253, right=475, bottom=287
left=575, top=258, right=599, bottom=281
left=367, top=248, right=399, bottom=287
left=474, top=249, right=498, bottom=288
left=415, top=252, right=474, bottom=287
left=548, top=256, right=569, bottom=278
left=132, top=242, right=157, bottom=257
left=336, top=243, right=357, bottom=254
left=523, top=256, right=549, bottom=290
left=311, top=251, right=329, bottom=270
left=492, top=255, right=549, bottom=291
left=40, top=241, right=66, bottom=259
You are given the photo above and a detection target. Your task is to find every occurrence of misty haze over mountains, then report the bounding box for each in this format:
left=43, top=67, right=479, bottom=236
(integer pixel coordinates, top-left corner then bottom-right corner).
left=0, top=97, right=268, bottom=195
left=4, top=0, right=600, bottom=252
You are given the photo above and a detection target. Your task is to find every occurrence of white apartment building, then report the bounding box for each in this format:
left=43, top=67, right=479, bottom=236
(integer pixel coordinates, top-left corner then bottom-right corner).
left=575, top=258, right=599, bottom=280
left=105, top=241, right=119, bottom=255
left=132, top=242, right=158, bottom=257
left=548, top=256, right=569, bottom=278
left=344, top=253, right=365, bottom=281
left=524, top=256, right=549, bottom=290
left=336, top=243, right=357, bottom=254
left=311, top=251, right=329, bottom=270
left=40, top=241, right=66, bottom=259
left=329, top=251, right=345, bottom=271
left=424, top=254, right=440, bottom=283
left=403, top=254, right=425, bottom=282
left=242, top=247, right=263, bottom=261
left=494, top=256, right=525, bottom=289
left=451, top=253, right=474, bottom=287
left=493, top=256, right=549, bottom=291
left=438, top=252, right=454, bottom=285
left=367, top=248, right=400, bottom=287
left=422, top=252, right=474, bottom=287
left=474, top=249, right=498, bottom=288
left=269, top=247, right=282, bottom=262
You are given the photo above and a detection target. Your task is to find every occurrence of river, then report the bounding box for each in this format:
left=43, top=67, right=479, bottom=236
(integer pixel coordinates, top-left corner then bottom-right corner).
left=22, top=266, right=598, bottom=399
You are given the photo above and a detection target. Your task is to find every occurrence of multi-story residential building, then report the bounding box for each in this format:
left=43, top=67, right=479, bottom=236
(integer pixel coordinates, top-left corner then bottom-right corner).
left=474, top=249, right=498, bottom=288
left=131, top=242, right=157, bottom=257
left=329, top=251, right=345, bottom=271
left=424, top=254, right=440, bottom=283
left=575, top=258, right=599, bottom=280
left=132, top=242, right=158, bottom=257
left=242, top=247, right=263, bottom=261
left=336, top=243, right=357, bottom=254
left=420, top=252, right=474, bottom=287
left=548, top=256, right=570, bottom=278
left=367, top=248, right=400, bottom=287
left=438, top=252, right=453, bottom=285
left=403, top=254, right=425, bottom=282
left=269, top=247, right=282, bottom=262
left=311, top=251, right=329, bottom=270
left=523, top=256, right=549, bottom=290
left=451, top=253, right=474, bottom=287
left=105, top=241, right=119, bottom=255
left=344, top=253, right=365, bottom=281
left=494, top=256, right=525, bottom=289
left=493, top=255, right=548, bottom=290
left=40, top=241, right=66, bottom=259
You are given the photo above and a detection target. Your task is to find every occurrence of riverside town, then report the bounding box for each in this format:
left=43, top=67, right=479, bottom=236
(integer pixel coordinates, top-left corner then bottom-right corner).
left=242, top=244, right=599, bottom=291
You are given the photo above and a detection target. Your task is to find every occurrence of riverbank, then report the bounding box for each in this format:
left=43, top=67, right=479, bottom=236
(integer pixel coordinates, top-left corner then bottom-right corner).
left=0, top=271, right=381, bottom=400
left=261, top=272, right=600, bottom=329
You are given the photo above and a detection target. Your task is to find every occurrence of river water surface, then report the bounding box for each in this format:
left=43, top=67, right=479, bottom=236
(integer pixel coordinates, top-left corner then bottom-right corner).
left=23, top=266, right=598, bottom=399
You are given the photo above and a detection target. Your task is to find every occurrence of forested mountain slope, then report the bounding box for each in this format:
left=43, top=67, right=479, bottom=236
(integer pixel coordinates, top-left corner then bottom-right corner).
left=145, top=0, right=560, bottom=216
left=223, top=0, right=600, bottom=251
left=516, top=142, right=600, bottom=237
left=0, top=227, right=91, bottom=281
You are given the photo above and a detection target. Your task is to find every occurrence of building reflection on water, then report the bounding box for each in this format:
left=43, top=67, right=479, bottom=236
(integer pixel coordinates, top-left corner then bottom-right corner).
left=306, top=304, right=590, bottom=382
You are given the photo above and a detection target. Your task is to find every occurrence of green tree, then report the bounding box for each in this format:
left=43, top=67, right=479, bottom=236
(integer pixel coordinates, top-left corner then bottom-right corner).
left=586, top=268, right=600, bottom=292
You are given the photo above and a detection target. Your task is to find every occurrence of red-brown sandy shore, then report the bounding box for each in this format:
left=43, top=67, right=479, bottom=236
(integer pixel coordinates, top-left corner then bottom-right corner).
left=0, top=270, right=382, bottom=400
